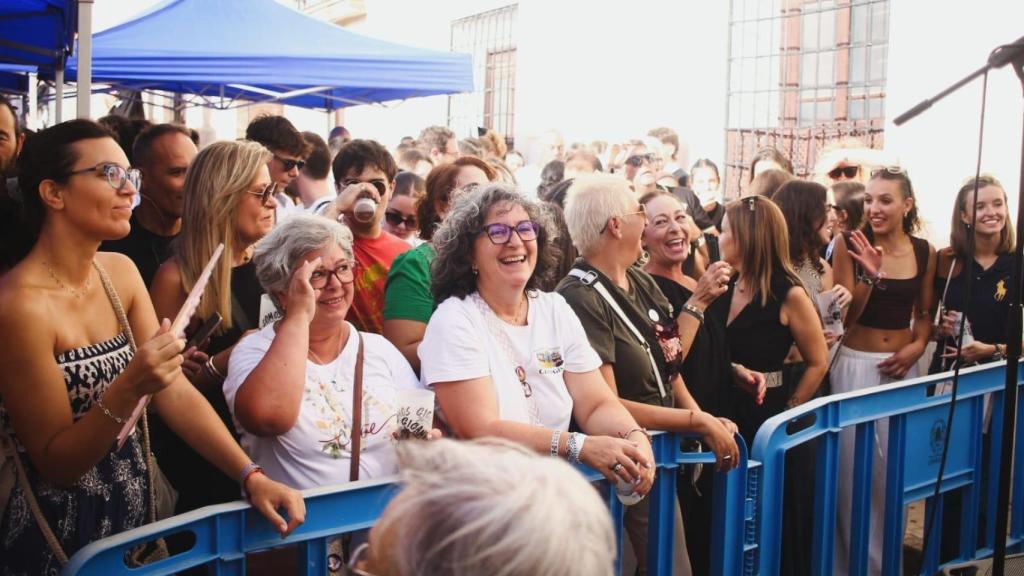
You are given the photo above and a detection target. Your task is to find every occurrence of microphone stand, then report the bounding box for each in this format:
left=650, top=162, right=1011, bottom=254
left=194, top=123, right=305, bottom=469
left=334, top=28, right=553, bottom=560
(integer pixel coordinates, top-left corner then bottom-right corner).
left=895, top=37, right=1024, bottom=576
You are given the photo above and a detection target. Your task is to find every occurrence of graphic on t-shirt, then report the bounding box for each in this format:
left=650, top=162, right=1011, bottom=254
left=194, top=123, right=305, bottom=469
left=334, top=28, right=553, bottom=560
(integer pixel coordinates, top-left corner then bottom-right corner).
left=535, top=347, right=565, bottom=374
left=996, top=279, right=1007, bottom=301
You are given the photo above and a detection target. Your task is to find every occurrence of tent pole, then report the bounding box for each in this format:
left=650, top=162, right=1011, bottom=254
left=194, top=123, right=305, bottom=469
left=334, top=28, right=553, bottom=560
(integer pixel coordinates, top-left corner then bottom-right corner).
left=76, top=0, right=94, bottom=119
left=55, top=64, right=64, bottom=122
left=27, top=72, right=38, bottom=130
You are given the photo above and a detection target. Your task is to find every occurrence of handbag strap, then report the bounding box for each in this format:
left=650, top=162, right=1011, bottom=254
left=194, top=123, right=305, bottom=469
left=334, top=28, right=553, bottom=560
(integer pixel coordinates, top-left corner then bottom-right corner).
left=94, top=261, right=159, bottom=525
left=349, top=332, right=365, bottom=482
left=567, top=268, right=668, bottom=399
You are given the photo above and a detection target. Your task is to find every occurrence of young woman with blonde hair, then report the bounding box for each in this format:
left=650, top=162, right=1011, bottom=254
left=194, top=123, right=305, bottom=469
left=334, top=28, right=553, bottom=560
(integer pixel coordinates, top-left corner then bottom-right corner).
left=149, top=139, right=279, bottom=514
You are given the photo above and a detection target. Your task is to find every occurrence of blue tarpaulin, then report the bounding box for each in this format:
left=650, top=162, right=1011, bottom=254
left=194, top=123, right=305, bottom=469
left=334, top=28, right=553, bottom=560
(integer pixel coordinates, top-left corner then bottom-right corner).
left=63, top=0, right=474, bottom=110
left=0, top=63, right=36, bottom=94
left=0, top=0, right=76, bottom=69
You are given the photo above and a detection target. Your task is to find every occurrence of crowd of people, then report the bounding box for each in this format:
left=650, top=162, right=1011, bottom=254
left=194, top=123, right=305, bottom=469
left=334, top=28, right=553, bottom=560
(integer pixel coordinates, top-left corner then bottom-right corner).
left=0, top=93, right=1014, bottom=575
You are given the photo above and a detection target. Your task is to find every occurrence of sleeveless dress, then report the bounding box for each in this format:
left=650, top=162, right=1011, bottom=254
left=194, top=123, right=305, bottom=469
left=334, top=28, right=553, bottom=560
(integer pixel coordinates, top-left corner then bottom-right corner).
left=0, top=332, right=150, bottom=575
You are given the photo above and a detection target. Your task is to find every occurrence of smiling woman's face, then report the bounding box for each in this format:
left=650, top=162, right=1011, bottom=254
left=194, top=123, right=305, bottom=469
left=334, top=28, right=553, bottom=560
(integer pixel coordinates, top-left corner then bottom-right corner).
left=58, top=137, right=138, bottom=241
left=234, top=164, right=276, bottom=246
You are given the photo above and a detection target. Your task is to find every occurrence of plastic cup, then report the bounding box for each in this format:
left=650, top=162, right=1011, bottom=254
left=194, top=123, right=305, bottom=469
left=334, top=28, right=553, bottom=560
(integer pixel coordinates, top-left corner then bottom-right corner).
left=353, top=198, right=378, bottom=222
left=395, top=388, right=434, bottom=440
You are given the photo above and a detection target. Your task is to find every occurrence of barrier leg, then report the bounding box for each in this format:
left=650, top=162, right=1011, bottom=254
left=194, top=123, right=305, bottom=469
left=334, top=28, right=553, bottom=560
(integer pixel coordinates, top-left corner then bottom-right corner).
left=646, top=464, right=677, bottom=576
left=882, top=415, right=906, bottom=576
left=811, top=429, right=839, bottom=576
left=607, top=481, right=626, bottom=576
left=922, top=495, right=943, bottom=574
left=848, top=421, right=876, bottom=576
left=710, top=457, right=747, bottom=576
left=298, top=537, right=327, bottom=576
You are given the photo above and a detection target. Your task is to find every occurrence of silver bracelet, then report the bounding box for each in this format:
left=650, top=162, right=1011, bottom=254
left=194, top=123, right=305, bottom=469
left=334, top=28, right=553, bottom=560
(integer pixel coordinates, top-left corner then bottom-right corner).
left=95, top=395, right=125, bottom=425
left=204, top=355, right=225, bottom=381
left=549, top=429, right=562, bottom=457
left=566, top=432, right=587, bottom=464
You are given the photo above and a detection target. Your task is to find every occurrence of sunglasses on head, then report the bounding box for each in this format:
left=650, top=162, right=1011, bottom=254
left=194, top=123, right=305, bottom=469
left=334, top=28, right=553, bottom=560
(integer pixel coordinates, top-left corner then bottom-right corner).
left=274, top=155, right=306, bottom=172
left=625, top=154, right=656, bottom=167
left=828, top=165, right=860, bottom=180
left=342, top=179, right=388, bottom=196
left=871, top=165, right=908, bottom=178
left=385, top=210, right=418, bottom=228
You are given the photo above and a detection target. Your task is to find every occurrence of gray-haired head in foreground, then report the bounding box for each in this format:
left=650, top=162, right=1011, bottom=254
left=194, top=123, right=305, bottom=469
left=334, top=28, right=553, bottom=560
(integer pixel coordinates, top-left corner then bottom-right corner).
left=375, top=438, right=615, bottom=576
left=253, top=214, right=353, bottom=306
left=430, top=183, right=561, bottom=304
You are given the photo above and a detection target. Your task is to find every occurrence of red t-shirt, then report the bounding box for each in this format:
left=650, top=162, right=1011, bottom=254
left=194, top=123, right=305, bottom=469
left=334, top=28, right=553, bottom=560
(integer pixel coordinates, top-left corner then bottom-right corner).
left=348, top=231, right=412, bottom=333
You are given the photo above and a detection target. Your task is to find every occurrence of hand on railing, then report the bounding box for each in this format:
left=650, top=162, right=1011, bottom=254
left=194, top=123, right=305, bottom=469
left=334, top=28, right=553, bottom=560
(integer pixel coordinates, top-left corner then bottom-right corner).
left=694, top=411, right=741, bottom=472
left=579, top=435, right=656, bottom=495
left=245, top=472, right=306, bottom=538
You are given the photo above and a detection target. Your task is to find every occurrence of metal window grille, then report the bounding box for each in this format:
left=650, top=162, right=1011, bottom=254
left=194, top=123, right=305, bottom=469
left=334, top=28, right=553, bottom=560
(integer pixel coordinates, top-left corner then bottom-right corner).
left=724, top=0, right=890, bottom=198
left=449, top=4, right=518, bottom=141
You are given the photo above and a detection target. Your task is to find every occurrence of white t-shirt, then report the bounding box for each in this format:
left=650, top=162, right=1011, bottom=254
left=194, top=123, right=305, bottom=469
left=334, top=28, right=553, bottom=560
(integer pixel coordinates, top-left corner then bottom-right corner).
left=418, top=291, right=602, bottom=430
left=224, top=322, right=422, bottom=490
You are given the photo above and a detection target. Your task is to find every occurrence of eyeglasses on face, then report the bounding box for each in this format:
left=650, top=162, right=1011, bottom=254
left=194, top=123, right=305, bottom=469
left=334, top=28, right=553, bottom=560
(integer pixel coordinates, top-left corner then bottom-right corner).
left=600, top=204, right=646, bottom=233
left=246, top=182, right=278, bottom=206
left=67, top=163, right=141, bottom=191
left=828, top=165, right=860, bottom=180
left=274, top=155, right=306, bottom=172
left=480, top=219, right=539, bottom=245
left=341, top=179, right=388, bottom=196
left=384, top=210, right=418, bottom=229
left=309, top=261, right=356, bottom=289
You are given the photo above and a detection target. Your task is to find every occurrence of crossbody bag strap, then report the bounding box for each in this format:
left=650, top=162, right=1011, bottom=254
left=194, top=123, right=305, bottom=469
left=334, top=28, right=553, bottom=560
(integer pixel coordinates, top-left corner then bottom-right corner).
left=94, top=261, right=159, bottom=525
left=349, top=332, right=365, bottom=482
left=1, top=426, right=69, bottom=564
left=567, top=268, right=667, bottom=399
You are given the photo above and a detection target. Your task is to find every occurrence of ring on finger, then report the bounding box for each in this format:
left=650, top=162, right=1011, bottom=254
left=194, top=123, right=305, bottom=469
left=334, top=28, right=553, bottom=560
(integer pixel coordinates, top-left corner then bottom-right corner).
left=610, top=462, right=623, bottom=472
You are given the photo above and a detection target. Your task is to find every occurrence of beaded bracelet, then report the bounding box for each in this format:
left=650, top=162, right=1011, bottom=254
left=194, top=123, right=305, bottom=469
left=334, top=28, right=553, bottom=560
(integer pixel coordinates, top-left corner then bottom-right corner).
left=549, top=429, right=562, bottom=457
left=239, top=462, right=264, bottom=501
left=566, top=432, right=586, bottom=464
left=621, top=427, right=652, bottom=445
left=95, top=396, right=125, bottom=425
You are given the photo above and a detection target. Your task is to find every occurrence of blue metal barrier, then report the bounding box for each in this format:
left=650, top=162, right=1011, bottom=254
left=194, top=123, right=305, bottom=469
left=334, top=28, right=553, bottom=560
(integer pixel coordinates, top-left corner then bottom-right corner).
left=751, top=361, right=1024, bottom=576
left=61, top=431, right=753, bottom=575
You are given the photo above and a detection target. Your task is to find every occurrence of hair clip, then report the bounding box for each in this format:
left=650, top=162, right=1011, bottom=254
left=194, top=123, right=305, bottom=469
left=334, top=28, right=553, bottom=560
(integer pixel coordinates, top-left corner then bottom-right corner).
left=746, top=196, right=757, bottom=211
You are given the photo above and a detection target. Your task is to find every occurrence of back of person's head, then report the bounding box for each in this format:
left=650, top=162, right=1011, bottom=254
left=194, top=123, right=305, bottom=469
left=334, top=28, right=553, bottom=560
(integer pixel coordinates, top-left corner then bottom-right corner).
left=394, top=171, right=425, bottom=199
left=97, top=114, right=151, bottom=164
left=179, top=140, right=270, bottom=331
left=17, top=119, right=114, bottom=237
left=485, top=157, right=517, bottom=185
left=458, top=138, right=483, bottom=158
left=331, top=139, right=398, bottom=184
left=771, top=179, right=828, bottom=271
left=481, top=129, right=508, bottom=159
left=541, top=177, right=575, bottom=207
left=299, top=131, right=331, bottom=181
left=327, top=125, right=352, bottom=159
left=245, top=114, right=311, bottom=158
left=748, top=168, right=794, bottom=199
left=399, top=148, right=432, bottom=172
left=538, top=160, right=565, bottom=197
left=725, top=195, right=798, bottom=306
left=749, top=146, right=793, bottom=181
left=369, top=438, right=614, bottom=576
left=419, top=163, right=462, bottom=242
left=419, top=125, right=455, bottom=154
left=647, top=126, right=680, bottom=161
left=132, top=123, right=193, bottom=169
left=564, top=150, right=602, bottom=175
left=830, top=180, right=865, bottom=231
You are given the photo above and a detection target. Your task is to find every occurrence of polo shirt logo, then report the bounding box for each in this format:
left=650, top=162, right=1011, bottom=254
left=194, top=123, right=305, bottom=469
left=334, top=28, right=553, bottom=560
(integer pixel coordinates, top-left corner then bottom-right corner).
left=996, top=279, right=1007, bottom=301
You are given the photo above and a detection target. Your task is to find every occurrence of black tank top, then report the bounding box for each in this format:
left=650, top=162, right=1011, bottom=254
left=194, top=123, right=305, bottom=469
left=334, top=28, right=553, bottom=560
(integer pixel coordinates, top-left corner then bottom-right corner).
left=856, top=236, right=929, bottom=330
left=724, top=272, right=797, bottom=373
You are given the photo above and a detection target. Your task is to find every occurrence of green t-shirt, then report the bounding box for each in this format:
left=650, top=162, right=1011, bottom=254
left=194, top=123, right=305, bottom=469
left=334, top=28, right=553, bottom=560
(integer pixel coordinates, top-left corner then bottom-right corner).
left=383, top=243, right=437, bottom=324
left=556, top=264, right=675, bottom=408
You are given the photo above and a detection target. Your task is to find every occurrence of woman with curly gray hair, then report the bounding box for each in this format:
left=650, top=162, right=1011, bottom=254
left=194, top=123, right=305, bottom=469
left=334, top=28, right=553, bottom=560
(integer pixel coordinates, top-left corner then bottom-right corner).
left=223, top=214, right=423, bottom=490
left=418, top=183, right=656, bottom=493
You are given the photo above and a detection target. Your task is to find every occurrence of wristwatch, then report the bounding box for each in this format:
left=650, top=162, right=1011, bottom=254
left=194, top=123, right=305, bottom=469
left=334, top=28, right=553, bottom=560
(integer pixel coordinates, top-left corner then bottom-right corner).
left=993, top=343, right=1006, bottom=360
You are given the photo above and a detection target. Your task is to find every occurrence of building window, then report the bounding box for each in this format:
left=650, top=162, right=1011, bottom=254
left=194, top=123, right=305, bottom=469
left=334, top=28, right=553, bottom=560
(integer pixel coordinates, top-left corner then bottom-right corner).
left=724, top=0, right=890, bottom=197
left=449, top=4, right=518, bottom=140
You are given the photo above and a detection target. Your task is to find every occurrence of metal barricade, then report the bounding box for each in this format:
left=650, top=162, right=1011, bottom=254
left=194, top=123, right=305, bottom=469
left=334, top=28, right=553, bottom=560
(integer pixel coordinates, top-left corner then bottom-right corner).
left=750, top=361, right=1024, bottom=576
left=62, top=431, right=754, bottom=575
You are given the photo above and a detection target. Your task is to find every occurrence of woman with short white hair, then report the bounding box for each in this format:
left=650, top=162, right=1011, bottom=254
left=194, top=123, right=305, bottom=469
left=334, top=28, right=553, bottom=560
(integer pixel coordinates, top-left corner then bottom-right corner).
left=354, top=437, right=616, bottom=576
left=558, top=173, right=742, bottom=576
left=224, top=214, right=423, bottom=489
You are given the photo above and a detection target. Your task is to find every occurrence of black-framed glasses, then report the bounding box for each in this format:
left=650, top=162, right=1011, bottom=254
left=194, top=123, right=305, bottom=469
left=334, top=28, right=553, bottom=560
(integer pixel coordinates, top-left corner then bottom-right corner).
left=625, top=153, right=655, bottom=167
left=274, top=154, right=306, bottom=172
left=67, top=163, right=141, bottom=191
left=341, top=179, right=387, bottom=196
left=481, top=220, right=539, bottom=245
left=828, top=165, right=860, bottom=180
left=246, top=182, right=278, bottom=206
left=309, top=262, right=356, bottom=289
left=384, top=210, right=418, bottom=228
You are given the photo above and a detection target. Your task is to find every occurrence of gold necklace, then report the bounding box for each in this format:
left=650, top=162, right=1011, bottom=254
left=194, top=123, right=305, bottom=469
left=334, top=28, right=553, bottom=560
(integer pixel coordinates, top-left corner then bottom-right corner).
left=43, top=261, right=93, bottom=299
left=308, top=335, right=344, bottom=364
left=494, top=296, right=527, bottom=325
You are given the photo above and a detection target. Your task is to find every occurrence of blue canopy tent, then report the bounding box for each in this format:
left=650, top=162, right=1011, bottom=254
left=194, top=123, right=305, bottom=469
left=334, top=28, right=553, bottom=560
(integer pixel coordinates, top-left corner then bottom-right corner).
left=0, top=63, right=36, bottom=94
left=64, top=0, right=474, bottom=111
